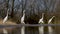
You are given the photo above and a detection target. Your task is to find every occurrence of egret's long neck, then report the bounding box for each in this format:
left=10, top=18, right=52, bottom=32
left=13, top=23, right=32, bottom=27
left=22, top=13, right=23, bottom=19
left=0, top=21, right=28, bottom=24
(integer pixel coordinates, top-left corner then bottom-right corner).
left=7, top=9, right=9, bottom=16
left=50, top=16, right=54, bottom=21
left=7, top=11, right=8, bottom=16
left=42, top=13, right=44, bottom=19
left=23, top=13, right=25, bottom=17
left=23, top=10, right=25, bottom=17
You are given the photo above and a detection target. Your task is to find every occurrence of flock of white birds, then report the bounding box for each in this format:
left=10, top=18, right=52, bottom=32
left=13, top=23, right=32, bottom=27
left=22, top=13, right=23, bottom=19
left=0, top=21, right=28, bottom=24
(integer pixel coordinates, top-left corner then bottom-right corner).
left=38, top=13, right=55, bottom=34
left=2, top=9, right=55, bottom=34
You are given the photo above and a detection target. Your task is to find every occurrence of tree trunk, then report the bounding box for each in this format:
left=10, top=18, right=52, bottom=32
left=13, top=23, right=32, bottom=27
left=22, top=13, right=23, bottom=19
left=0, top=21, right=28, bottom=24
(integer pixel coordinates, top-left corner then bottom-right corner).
left=11, top=0, right=14, bottom=18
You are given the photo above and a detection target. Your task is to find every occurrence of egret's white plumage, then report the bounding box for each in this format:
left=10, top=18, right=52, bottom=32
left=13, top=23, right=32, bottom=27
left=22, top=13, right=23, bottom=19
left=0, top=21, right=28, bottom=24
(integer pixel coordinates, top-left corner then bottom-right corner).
left=3, top=16, right=8, bottom=24
left=48, top=16, right=55, bottom=34
left=38, top=13, right=44, bottom=34
left=21, top=10, right=25, bottom=34
left=3, top=9, right=9, bottom=34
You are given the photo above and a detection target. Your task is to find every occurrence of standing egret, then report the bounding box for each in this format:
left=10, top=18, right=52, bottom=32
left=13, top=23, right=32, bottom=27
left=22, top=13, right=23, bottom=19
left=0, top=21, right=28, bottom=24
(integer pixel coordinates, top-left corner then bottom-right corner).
left=3, top=9, right=9, bottom=34
left=21, top=10, right=25, bottom=34
left=3, top=9, right=9, bottom=24
left=38, top=13, right=44, bottom=34
left=48, top=16, right=55, bottom=34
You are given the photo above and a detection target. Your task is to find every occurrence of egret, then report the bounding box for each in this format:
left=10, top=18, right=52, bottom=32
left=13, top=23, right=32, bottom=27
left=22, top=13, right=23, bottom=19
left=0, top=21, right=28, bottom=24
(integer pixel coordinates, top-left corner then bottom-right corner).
left=38, top=13, right=44, bottom=34
left=38, top=13, right=44, bottom=24
left=3, top=9, right=9, bottom=24
left=3, top=9, right=9, bottom=34
left=21, top=10, right=25, bottom=24
left=21, top=10, right=25, bottom=34
left=48, top=16, right=55, bottom=34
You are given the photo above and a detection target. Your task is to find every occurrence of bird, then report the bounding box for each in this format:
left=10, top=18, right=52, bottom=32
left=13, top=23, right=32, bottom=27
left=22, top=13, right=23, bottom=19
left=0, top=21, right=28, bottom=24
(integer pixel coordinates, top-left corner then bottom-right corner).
left=38, top=13, right=44, bottom=24
left=3, top=9, right=9, bottom=34
left=38, top=13, right=44, bottom=34
left=48, top=16, right=55, bottom=34
left=21, top=10, right=25, bottom=34
left=21, top=10, right=25, bottom=24
left=3, top=9, right=9, bottom=24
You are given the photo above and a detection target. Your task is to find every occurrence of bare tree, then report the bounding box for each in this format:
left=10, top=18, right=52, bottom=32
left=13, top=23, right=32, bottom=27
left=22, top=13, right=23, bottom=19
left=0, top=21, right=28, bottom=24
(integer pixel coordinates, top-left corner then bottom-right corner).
left=21, top=0, right=27, bottom=16
left=6, top=0, right=9, bottom=8
left=11, top=0, right=14, bottom=18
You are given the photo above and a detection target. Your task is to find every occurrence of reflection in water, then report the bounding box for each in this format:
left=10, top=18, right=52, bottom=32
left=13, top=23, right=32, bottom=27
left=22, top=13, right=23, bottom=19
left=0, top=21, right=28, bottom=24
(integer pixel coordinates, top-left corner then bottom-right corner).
left=48, top=26, right=53, bottom=34
left=3, top=28, right=8, bottom=34
left=39, top=26, right=44, bottom=34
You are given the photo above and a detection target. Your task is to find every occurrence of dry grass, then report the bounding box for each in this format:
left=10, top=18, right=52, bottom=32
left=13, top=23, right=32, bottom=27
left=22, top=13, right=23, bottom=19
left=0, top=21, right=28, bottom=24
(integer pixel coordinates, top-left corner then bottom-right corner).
left=0, top=18, right=17, bottom=33
left=0, top=18, right=17, bottom=25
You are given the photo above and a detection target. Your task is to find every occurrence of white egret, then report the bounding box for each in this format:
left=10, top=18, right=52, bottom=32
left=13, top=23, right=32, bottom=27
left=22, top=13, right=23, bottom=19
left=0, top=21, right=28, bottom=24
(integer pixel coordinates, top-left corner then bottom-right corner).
left=48, top=16, right=55, bottom=34
left=38, top=13, right=44, bottom=24
left=21, top=10, right=25, bottom=24
left=3, top=9, right=9, bottom=24
left=3, top=9, right=9, bottom=34
left=38, top=13, right=44, bottom=34
left=21, top=10, right=25, bottom=34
